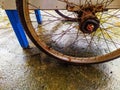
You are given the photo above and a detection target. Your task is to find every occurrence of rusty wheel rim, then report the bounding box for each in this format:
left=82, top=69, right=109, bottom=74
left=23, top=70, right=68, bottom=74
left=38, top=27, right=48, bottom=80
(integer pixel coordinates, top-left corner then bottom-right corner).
left=16, top=0, right=120, bottom=64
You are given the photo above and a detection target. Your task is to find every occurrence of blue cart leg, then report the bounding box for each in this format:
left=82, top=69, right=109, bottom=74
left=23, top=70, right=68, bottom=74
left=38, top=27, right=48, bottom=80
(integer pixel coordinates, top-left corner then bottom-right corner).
left=5, top=10, right=29, bottom=48
left=35, top=10, right=42, bottom=24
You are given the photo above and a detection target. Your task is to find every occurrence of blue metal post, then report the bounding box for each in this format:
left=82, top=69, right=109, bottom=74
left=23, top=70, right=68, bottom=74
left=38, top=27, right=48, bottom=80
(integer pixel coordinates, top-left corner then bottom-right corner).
left=35, top=10, right=42, bottom=24
left=5, top=10, right=29, bottom=48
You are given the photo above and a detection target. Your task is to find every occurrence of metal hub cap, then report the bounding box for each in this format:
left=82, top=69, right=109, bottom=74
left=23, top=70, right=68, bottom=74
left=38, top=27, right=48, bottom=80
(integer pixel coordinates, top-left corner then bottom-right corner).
left=80, top=18, right=100, bottom=33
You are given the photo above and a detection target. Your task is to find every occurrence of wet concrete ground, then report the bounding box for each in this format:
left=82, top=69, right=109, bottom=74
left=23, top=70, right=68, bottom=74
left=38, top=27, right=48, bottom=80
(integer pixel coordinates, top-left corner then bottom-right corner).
left=0, top=9, right=120, bottom=90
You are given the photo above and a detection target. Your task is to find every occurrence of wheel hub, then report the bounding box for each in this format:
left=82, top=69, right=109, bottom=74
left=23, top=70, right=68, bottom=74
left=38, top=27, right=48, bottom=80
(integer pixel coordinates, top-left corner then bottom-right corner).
left=67, top=4, right=101, bottom=33
left=80, top=17, right=100, bottom=33
left=78, top=8, right=100, bottom=33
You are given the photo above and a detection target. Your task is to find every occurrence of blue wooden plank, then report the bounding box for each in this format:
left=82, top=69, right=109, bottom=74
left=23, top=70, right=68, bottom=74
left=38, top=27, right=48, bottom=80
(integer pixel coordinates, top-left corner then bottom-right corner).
left=5, top=10, right=29, bottom=48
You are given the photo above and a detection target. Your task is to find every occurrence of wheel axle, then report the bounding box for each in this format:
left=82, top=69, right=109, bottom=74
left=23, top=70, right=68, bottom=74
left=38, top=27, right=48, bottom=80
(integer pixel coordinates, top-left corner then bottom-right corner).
left=77, top=8, right=100, bottom=33
left=80, top=18, right=100, bottom=33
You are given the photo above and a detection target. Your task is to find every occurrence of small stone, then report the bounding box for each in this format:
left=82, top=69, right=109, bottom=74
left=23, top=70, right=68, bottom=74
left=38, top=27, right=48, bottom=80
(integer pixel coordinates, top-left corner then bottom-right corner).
left=110, top=71, right=113, bottom=74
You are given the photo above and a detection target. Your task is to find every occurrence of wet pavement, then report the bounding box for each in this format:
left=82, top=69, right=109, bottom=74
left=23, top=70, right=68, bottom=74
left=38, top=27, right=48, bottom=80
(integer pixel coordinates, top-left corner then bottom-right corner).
left=0, top=9, right=120, bottom=90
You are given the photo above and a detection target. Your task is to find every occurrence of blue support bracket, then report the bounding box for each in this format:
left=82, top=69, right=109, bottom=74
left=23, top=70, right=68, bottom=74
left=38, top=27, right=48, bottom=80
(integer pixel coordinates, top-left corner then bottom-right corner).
left=5, top=10, right=42, bottom=48
left=35, top=10, right=42, bottom=24
left=5, top=10, right=29, bottom=48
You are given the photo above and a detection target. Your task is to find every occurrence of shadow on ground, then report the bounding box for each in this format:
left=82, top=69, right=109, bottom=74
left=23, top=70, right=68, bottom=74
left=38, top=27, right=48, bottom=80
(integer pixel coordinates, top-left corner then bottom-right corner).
left=0, top=31, right=120, bottom=90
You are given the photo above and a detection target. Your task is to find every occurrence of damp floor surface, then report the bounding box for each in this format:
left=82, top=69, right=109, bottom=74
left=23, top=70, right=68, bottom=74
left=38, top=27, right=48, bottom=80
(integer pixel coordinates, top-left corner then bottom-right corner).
left=0, top=8, right=120, bottom=90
